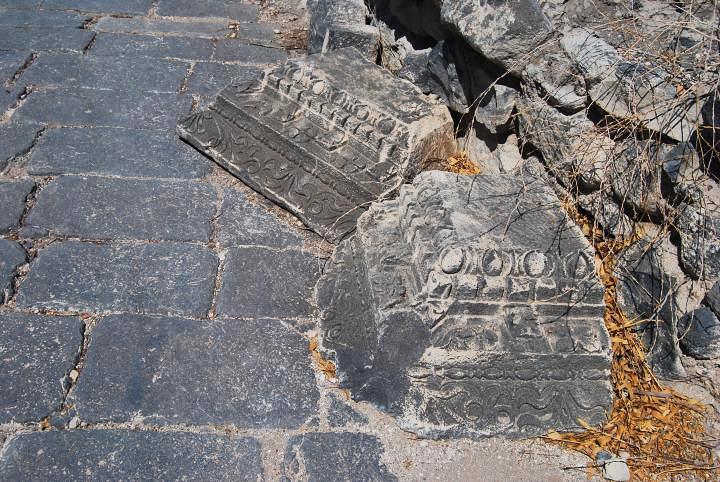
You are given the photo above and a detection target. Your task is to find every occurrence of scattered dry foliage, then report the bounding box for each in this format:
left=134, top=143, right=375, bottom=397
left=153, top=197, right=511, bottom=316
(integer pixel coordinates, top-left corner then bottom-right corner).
left=309, top=335, right=337, bottom=379
left=440, top=151, right=482, bottom=175
left=544, top=204, right=719, bottom=481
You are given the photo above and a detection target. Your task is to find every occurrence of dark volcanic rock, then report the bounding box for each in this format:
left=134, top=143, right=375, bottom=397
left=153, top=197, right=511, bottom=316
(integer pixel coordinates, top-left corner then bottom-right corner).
left=676, top=203, right=720, bottom=280
left=281, top=433, right=396, bottom=481
left=0, top=312, right=82, bottom=423
left=0, top=240, right=26, bottom=303
left=615, top=242, right=685, bottom=378
left=0, top=178, right=34, bottom=233
left=179, top=48, right=454, bottom=242
left=318, top=171, right=612, bottom=438
left=0, top=430, right=263, bottom=481
left=307, top=0, right=380, bottom=60
left=678, top=308, right=720, bottom=360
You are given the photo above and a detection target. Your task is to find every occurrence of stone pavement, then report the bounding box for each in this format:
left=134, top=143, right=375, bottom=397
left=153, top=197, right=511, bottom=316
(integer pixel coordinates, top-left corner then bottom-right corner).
left=0, top=1, right=597, bottom=480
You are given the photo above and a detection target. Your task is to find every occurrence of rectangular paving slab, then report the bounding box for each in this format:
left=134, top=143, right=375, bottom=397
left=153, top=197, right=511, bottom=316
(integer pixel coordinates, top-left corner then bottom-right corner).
left=16, top=241, right=217, bottom=317
left=0, top=240, right=26, bottom=302
left=71, top=315, right=319, bottom=427
left=217, top=246, right=320, bottom=319
left=20, top=52, right=189, bottom=93
left=0, top=178, right=34, bottom=233
left=0, top=122, right=39, bottom=173
left=0, top=8, right=87, bottom=28
left=0, top=27, right=94, bottom=51
left=212, top=40, right=286, bottom=63
left=42, top=0, right=153, bottom=15
left=0, top=430, right=263, bottom=481
left=24, top=176, right=216, bottom=241
left=218, top=189, right=303, bottom=249
left=89, top=33, right=214, bottom=60
left=282, top=433, right=396, bottom=481
left=26, top=127, right=212, bottom=179
left=157, top=0, right=259, bottom=21
left=0, top=312, right=82, bottom=423
left=93, top=17, right=274, bottom=42
left=14, top=88, right=192, bottom=130
left=179, top=48, right=453, bottom=242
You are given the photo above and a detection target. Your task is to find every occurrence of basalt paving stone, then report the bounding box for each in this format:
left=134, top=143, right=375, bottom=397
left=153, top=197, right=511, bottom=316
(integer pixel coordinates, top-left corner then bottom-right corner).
left=0, top=9, right=88, bottom=28
left=0, top=27, right=94, bottom=52
left=0, top=240, right=26, bottom=301
left=72, top=315, right=319, bottom=427
left=42, top=0, right=153, bottom=15
left=179, top=49, right=453, bottom=242
left=218, top=189, right=303, bottom=249
left=327, top=392, right=368, bottom=427
left=0, top=51, right=30, bottom=83
left=93, top=17, right=274, bottom=42
left=157, top=0, right=259, bottom=21
left=0, top=431, right=263, bottom=481
left=89, top=32, right=214, bottom=60
left=24, top=176, right=216, bottom=241
left=14, top=88, right=192, bottom=130
left=0, top=0, right=42, bottom=7
left=0, top=178, right=34, bottom=233
left=212, top=40, right=286, bottom=63
left=0, top=89, right=15, bottom=116
left=27, top=127, right=212, bottom=178
left=20, top=52, right=188, bottom=93
left=188, top=62, right=262, bottom=99
left=16, top=241, right=217, bottom=317
left=281, top=433, right=396, bottom=481
left=318, top=171, right=612, bottom=438
left=0, top=122, right=39, bottom=172
left=0, top=312, right=82, bottom=423
left=217, top=246, right=320, bottom=319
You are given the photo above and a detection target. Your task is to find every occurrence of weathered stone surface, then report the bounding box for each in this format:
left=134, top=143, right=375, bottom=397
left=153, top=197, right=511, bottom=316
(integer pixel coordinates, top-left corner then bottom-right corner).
left=0, top=9, right=86, bottom=28
left=212, top=40, right=287, bottom=63
left=72, top=315, right=319, bottom=427
left=307, top=0, right=380, bottom=61
left=0, top=122, right=39, bottom=172
left=0, top=312, right=82, bottom=423
left=0, top=240, right=26, bottom=302
left=439, top=0, right=552, bottom=69
left=578, top=191, right=634, bottom=238
left=0, top=178, right=34, bottom=233
left=518, top=88, right=611, bottom=190
left=318, top=171, right=612, bottom=438
left=327, top=392, right=368, bottom=427
left=187, top=63, right=262, bottom=100
left=0, top=51, right=29, bottom=83
left=474, top=85, right=518, bottom=134
left=94, top=17, right=273, bottom=42
left=218, top=189, right=303, bottom=249
left=217, top=247, right=319, bottom=319
left=15, top=88, right=191, bottom=130
left=281, top=433, right=396, bottom=481
left=0, top=431, right=263, bottom=481
left=562, top=28, right=700, bottom=142
left=42, top=0, right=153, bottom=15
left=615, top=242, right=685, bottom=378
left=24, top=176, right=216, bottom=241
left=179, top=48, right=453, bottom=242
left=20, top=52, right=188, bottom=93
left=27, top=127, right=212, bottom=178
left=522, top=46, right=586, bottom=113
left=0, top=27, right=94, bottom=51
left=16, top=241, right=217, bottom=317
left=705, top=281, right=720, bottom=317
left=90, top=33, right=214, bottom=60
left=678, top=308, right=720, bottom=360
left=676, top=203, right=720, bottom=280
left=609, top=140, right=667, bottom=219
left=157, top=0, right=259, bottom=20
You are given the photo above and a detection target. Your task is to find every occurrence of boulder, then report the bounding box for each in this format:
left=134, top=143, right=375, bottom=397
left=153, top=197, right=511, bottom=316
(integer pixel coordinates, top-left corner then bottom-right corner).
left=307, top=0, right=380, bottom=60
left=615, top=242, right=685, bottom=378
left=438, top=0, right=553, bottom=70
left=179, top=49, right=454, bottom=242
left=522, top=47, right=587, bottom=113
left=474, top=85, right=518, bottom=135
left=318, top=171, right=612, bottom=438
left=676, top=203, right=720, bottom=280
left=517, top=89, right=611, bottom=190
left=562, top=28, right=701, bottom=142
left=678, top=307, right=720, bottom=360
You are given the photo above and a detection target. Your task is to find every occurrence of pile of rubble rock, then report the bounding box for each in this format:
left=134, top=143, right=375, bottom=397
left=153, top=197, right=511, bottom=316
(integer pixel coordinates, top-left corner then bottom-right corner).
left=180, top=0, right=719, bottom=439
left=308, top=0, right=720, bottom=380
